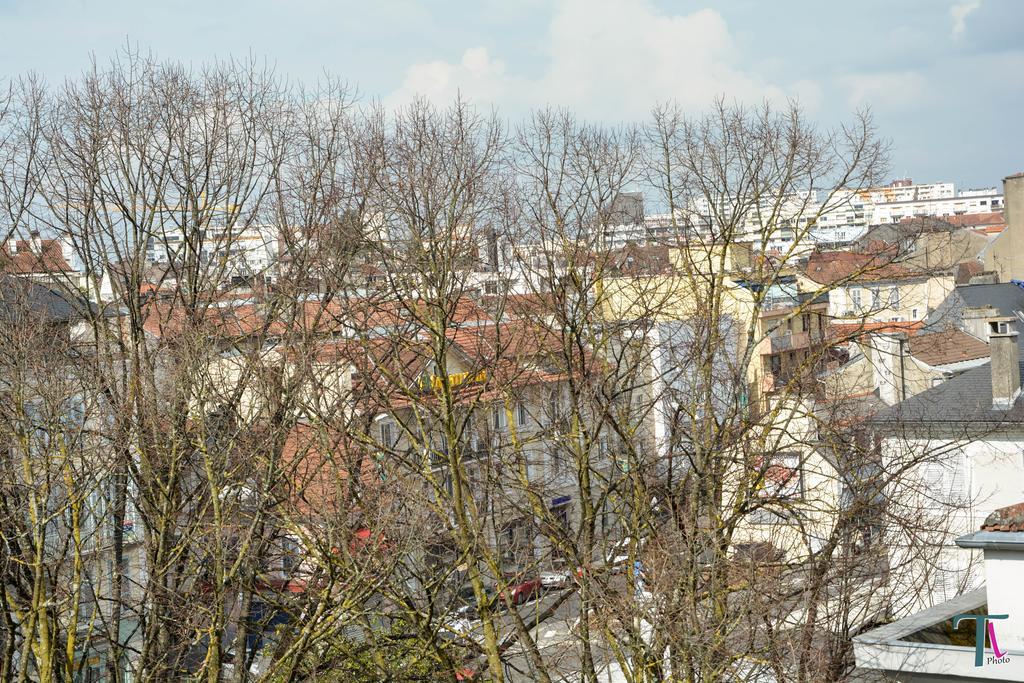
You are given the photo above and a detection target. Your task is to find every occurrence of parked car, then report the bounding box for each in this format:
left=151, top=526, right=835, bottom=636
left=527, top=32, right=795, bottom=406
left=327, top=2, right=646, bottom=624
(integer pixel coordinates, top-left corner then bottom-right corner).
left=571, top=536, right=648, bottom=580
left=606, top=537, right=633, bottom=574
left=501, top=576, right=542, bottom=604
left=540, top=570, right=571, bottom=589
left=441, top=604, right=479, bottom=637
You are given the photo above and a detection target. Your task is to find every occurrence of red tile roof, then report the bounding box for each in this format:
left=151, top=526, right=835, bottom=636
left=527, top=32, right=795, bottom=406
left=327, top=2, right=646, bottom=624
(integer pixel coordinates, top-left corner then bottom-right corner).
left=899, top=212, right=1005, bottom=231
left=981, top=502, right=1024, bottom=532
left=803, top=249, right=917, bottom=286
left=908, top=328, right=989, bottom=367
left=828, top=320, right=924, bottom=342
left=0, top=239, right=72, bottom=275
left=136, top=295, right=492, bottom=341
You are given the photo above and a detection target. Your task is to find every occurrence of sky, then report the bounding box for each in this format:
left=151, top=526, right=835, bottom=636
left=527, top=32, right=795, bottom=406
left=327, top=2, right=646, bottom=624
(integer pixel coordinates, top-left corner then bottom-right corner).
left=0, top=0, right=1021, bottom=189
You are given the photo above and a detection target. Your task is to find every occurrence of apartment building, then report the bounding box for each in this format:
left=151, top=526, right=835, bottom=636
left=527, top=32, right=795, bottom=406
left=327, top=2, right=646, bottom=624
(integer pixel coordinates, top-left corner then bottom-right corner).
left=599, top=178, right=1006, bottom=258
left=801, top=249, right=954, bottom=323
left=145, top=223, right=279, bottom=282
left=872, top=315, right=1024, bottom=616
left=866, top=179, right=1004, bottom=225
left=748, top=279, right=831, bottom=396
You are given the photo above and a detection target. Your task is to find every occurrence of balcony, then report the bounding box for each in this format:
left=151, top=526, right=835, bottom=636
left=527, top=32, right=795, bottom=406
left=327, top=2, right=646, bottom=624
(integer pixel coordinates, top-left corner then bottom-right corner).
left=761, top=291, right=829, bottom=315
left=767, top=329, right=823, bottom=354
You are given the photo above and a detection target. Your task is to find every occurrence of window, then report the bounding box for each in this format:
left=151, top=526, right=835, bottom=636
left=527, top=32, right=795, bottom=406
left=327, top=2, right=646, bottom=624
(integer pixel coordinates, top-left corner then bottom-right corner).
left=889, top=287, right=900, bottom=310
left=500, top=517, right=532, bottom=565
left=548, top=389, right=561, bottom=427
left=430, top=438, right=448, bottom=468
left=551, top=503, right=571, bottom=534
left=870, top=287, right=881, bottom=309
left=79, top=574, right=98, bottom=622
left=550, top=449, right=565, bottom=474
left=118, top=555, right=134, bottom=603
left=84, top=662, right=104, bottom=683
left=850, top=288, right=862, bottom=309
left=600, top=504, right=619, bottom=537
left=493, top=407, right=506, bottom=431
left=281, top=536, right=302, bottom=573
left=516, top=401, right=529, bottom=427
left=759, top=452, right=804, bottom=501
left=380, top=421, right=395, bottom=449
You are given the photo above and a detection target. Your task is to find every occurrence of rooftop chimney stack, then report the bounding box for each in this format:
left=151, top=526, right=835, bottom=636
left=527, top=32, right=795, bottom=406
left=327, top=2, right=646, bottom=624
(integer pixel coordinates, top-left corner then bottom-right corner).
left=989, top=316, right=1021, bottom=410
left=985, top=173, right=1024, bottom=281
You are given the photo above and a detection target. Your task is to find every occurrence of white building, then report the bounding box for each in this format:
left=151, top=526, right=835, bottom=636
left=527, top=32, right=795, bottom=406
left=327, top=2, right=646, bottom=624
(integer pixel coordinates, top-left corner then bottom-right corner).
left=145, top=223, right=280, bottom=280
left=600, top=180, right=1005, bottom=255
left=866, top=179, right=1004, bottom=225
left=872, top=316, right=1024, bottom=618
left=854, top=502, right=1024, bottom=681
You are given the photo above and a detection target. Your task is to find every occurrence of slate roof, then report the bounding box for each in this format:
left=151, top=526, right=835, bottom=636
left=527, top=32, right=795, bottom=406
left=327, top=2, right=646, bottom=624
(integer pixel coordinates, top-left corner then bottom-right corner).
left=0, top=276, right=82, bottom=323
left=872, top=347, right=1024, bottom=426
left=954, top=282, right=1024, bottom=316
left=925, top=281, right=1024, bottom=330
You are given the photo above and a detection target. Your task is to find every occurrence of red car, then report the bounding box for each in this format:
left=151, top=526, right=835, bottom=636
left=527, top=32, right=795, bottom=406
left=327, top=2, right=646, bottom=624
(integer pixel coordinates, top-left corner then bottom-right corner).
left=501, top=577, right=542, bottom=604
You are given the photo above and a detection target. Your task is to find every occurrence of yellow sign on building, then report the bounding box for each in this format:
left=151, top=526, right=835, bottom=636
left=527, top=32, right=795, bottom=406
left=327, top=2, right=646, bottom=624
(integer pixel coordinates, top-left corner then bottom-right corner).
left=420, top=369, right=487, bottom=392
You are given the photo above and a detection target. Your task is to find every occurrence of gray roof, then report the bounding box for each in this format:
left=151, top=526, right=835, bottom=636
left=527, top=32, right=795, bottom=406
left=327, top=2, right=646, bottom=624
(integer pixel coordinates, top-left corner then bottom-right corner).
left=955, top=530, right=1024, bottom=550
left=0, top=276, right=84, bottom=323
left=872, top=349, right=1024, bottom=426
left=954, top=282, right=1024, bottom=315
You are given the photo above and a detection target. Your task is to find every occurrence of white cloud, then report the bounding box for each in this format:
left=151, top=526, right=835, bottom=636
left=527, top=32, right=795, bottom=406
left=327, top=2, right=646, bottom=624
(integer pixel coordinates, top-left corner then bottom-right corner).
left=950, top=0, right=982, bottom=40
left=841, top=71, right=927, bottom=109
left=388, top=46, right=522, bottom=108
left=386, top=0, right=819, bottom=119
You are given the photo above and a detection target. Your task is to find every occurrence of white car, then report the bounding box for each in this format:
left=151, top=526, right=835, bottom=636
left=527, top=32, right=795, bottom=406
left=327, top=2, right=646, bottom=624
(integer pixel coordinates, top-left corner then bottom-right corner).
left=441, top=604, right=479, bottom=637
left=606, top=536, right=648, bottom=574
left=540, top=570, right=571, bottom=589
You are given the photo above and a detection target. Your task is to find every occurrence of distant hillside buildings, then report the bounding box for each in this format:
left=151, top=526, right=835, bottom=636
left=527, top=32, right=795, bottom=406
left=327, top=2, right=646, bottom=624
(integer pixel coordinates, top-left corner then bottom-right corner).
left=599, top=178, right=1005, bottom=253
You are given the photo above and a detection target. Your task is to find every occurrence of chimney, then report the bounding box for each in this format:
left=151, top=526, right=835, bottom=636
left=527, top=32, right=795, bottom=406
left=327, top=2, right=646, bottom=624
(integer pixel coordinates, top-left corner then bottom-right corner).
left=968, top=271, right=999, bottom=285
left=872, top=332, right=909, bottom=406
left=986, top=173, right=1024, bottom=281
left=29, top=229, right=42, bottom=254
left=988, top=316, right=1021, bottom=410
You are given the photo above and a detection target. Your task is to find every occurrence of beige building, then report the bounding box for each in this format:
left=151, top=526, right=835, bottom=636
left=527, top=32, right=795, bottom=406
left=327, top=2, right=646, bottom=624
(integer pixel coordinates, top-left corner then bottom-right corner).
left=985, top=173, right=1024, bottom=282
left=728, top=397, right=847, bottom=562
left=800, top=250, right=954, bottom=323
left=824, top=327, right=991, bottom=406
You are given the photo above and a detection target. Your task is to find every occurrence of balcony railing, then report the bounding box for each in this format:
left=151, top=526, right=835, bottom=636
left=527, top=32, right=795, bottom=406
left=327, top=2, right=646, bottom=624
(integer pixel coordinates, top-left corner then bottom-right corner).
left=767, top=329, right=824, bottom=354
